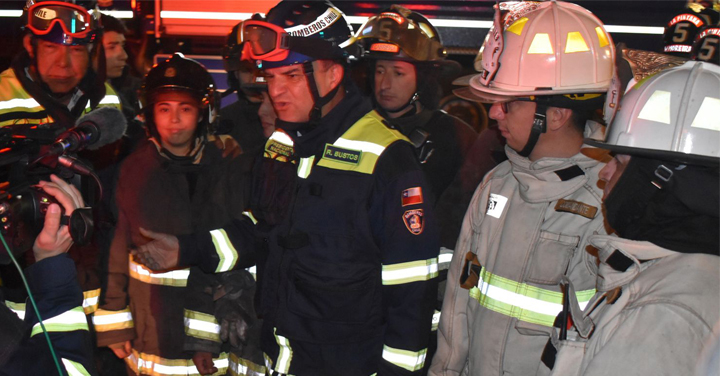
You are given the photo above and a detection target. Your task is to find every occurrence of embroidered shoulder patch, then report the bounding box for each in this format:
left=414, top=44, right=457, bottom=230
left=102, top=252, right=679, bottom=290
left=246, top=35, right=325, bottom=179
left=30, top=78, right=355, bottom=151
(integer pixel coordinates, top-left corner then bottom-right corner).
left=403, top=209, right=424, bottom=235
left=266, top=140, right=294, bottom=159
left=323, top=144, right=361, bottom=165
left=402, top=187, right=423, bottom=206
left=554, top=199, right=598, bottom=219
left=486, top=194, right=508, bottom=219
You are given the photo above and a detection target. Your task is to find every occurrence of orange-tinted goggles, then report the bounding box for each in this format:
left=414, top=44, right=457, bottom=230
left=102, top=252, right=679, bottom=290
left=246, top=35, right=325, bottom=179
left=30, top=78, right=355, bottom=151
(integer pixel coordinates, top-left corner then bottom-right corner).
left=240, top=20, right=291, bottom=62
left=27, top=1, right=93, bottom=38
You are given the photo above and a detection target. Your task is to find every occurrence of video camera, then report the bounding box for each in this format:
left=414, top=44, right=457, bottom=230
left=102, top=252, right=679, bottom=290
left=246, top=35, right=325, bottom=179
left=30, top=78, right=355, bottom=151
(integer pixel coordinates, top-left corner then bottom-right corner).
left=0, top=107, right=127, bottom=264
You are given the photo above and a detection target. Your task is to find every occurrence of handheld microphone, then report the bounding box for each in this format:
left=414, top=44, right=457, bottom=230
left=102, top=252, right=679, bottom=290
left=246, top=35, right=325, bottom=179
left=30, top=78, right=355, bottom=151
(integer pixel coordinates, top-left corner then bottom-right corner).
left=49, top=107, right=128, bottom=155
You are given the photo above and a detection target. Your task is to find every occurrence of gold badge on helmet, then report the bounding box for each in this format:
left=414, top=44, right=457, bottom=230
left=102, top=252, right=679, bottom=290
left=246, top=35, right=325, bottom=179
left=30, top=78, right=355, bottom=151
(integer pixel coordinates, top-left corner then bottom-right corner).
left=164, top=67, right=177, bottom=78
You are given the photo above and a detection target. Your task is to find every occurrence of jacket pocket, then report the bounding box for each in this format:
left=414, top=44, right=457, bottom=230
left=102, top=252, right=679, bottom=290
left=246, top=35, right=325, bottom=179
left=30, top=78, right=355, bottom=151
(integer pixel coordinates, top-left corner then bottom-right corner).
left=287, top=264, right=378, bottom=324
left=525, top=231, right=580, bottom=285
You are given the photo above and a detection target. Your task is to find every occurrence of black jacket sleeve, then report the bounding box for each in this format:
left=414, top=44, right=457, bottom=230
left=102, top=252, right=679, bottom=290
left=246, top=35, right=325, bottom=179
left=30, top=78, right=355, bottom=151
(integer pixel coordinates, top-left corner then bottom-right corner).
left=1, top=255, right=98, bottom=376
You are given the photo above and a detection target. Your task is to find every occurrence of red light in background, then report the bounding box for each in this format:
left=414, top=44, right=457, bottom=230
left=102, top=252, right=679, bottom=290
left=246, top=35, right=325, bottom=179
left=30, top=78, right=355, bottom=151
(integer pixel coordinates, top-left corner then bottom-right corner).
left=131, top=0, right=136, bottom=11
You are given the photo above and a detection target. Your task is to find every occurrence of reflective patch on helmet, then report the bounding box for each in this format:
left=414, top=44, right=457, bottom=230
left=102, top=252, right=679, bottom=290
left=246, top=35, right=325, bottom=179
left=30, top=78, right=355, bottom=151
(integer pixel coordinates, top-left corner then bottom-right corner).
left=697, top=27, right=720, bottom=39
left=371, top=43, right=400, bottom=53
left=379, top=12, right=405, bottom=24
left=595, top=27, right=610, bottom=48
left=668, top=14, right=705, bottom=27
left=565, top=32, right=590, bottom=53
left=284, top=7, right=342, bottom=38
left=164, top=67, right=177, bottom=78
left=33, top=8, right=57, bottom=20
left=691, top=97, right=720, bottom=132
left=486, top=194, right=507, bottom=219
left=664, top=45, right=693, bottom=53
left=403, top=209, right=424, bottom=235
left=637, top=90, right=672, bottom=124
left=506, top=17, right=528, bottom=36
left=528, top=33, right=554, bottom=54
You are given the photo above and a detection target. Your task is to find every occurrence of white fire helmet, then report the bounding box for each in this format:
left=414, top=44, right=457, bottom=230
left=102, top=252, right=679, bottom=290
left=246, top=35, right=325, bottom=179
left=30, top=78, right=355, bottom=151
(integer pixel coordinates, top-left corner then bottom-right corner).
left=464, top=1, right=615, bottom=102
left=586, top=61, right=720, bottom=165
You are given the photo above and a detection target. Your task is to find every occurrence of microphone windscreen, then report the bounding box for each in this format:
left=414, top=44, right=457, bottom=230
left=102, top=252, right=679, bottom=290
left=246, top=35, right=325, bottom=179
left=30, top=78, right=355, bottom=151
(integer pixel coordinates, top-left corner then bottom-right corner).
left=76, top=107, right=128, bottom=150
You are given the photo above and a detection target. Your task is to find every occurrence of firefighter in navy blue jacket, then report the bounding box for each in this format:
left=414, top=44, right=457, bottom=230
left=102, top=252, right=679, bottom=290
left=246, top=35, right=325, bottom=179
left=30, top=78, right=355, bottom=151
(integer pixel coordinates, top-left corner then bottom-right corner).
left=0, top=175, right=97, bottom=376
left=133, top=1, right=439, bottom=375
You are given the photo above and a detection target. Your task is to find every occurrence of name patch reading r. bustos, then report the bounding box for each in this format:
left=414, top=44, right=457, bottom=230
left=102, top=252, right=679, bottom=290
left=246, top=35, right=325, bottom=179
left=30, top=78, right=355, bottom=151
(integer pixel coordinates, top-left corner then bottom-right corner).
left=554, top=199, right=598, bottom=219
left=323, top=144, right=361, bottom=165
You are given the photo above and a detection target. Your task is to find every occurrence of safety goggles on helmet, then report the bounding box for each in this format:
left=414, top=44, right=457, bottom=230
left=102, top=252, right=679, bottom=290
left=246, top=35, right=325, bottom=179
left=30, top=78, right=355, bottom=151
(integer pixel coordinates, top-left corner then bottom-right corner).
left=240, top=19, right=344, bottom=65
left=26, top=1, right=94, bottom=40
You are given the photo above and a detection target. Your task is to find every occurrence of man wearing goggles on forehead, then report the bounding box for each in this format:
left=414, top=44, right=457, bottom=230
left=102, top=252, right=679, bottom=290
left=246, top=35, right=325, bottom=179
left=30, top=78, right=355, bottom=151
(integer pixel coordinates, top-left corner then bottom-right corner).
left=431, top=2, right=616, bottom=375
left=133, top=1, right=439, bottom=375
left=0, top=0, right=120, bottom=128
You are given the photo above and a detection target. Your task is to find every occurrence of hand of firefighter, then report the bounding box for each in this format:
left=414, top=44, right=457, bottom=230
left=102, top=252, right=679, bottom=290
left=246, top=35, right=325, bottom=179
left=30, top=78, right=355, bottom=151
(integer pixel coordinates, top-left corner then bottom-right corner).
left=215, top=271, right=256, bottom=348
left=109, top=340, right=132, bottom=359
left=131, top=227, right=179, bottom=270
left=192, top=352, right=218, bottom=375
left=209, top=134, right=243, bottom=159
left=33, top=174, right=85, bottom=261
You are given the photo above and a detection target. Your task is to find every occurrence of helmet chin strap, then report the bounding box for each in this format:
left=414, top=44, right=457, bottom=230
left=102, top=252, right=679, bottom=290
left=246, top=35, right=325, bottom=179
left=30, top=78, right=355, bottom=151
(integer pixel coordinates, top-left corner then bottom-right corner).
left=303, top=61, right=342, bottom=124
left=517, top=98, right=550, bottom=158
left=381, top=92, right=419, bottom=115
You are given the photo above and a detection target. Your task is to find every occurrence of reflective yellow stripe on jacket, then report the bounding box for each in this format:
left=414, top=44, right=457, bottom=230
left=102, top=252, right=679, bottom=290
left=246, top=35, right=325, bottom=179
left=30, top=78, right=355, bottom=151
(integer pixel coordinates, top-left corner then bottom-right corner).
left=129, top=258, right=190, bottom=287
left=125, top=349, right=228, bottom=376
left=30, top=306, right=89, bottom=337
left=469, top=265, right=596, bottom=327
left=82, top=288, right=101, bottom=315
left=0, top=67, right=121, bottom=127
left=183, top=309, right=220, bottom=343
left=93, top=306, right=134, bottom=332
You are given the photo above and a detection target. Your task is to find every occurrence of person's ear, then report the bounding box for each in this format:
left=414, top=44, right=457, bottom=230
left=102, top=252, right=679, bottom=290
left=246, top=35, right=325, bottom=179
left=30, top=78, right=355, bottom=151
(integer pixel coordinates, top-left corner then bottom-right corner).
left=547, top=107, right=573, bottom=132
left=23, top=34, right=34, bottom=58
left=329, top=62, right=344, bottom=89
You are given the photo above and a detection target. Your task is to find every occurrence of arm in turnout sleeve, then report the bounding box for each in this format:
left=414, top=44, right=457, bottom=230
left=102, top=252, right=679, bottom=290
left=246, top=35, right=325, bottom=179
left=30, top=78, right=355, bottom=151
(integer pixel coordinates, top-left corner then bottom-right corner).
left=372, top=142, right=439, bottom=376
left=94, top=203, right=135, bottom=347
left=183, top=268, right=222, bottom=354
left=2, top=255, right=98, bottom=376
left=177, top=215, right=257, bottom=274
left=429, top=183, right=489, bottom=376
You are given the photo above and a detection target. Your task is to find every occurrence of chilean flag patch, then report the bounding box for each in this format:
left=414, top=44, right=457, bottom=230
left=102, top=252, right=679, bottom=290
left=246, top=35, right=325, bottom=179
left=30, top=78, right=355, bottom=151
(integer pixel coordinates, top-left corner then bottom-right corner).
left=402, top=187, right=424, bottom=206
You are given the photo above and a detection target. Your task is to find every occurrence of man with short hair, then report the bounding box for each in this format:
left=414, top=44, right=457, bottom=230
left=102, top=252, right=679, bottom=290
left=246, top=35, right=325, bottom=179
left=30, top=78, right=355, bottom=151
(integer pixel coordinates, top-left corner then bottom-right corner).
left=430, top=2, right=615, bottom=375
left=133, top=1, right=439, bottom=375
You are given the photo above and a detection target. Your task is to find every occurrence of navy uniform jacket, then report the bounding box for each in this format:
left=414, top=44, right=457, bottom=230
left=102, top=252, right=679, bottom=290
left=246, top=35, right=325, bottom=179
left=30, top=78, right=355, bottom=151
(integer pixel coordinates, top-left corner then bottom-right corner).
left=178, top=85, right=439, bottom=376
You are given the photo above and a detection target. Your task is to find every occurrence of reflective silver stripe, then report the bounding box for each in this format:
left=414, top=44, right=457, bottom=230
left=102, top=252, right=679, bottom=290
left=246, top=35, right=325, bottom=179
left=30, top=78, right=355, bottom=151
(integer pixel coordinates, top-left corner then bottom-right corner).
left=431, top=310, right=441, bottom=331
left=243, top=210, right=258, bottom=224
left=438, top=248, right=454, bottom=270
left=126, top=349, right=229, bottom=376
left=5, top=301, right=25, bottom=320
left=297, top=156, right=314, bottom=179
left=98, top=95, right=120, bottom=105
left=62, top=358, right=91, bottom=376
left=247, top=265, right=257, bottom=280
left=382, top=258, right=438, bottom=285
left=129, top=259, right=190, bottom=287
left=229, top=353, right=267, bottom=376
left=31, top=306, right=88, bottom=337
left=273, top=327, right=293, bottom=374
left=269, top=130, right=294, bottom=146
left=0, top=97, right=42, bottom=110
left=334, top=137, right=385, bottom=156
left=382, top=345, right=427, bottom=372
left=210, top=229, right=239, bottom=273
left=184, top=309, right=221, bottom=342
left=82, top=288, right=101, bottom=314
left=93, top=307, right=134, bottom=332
